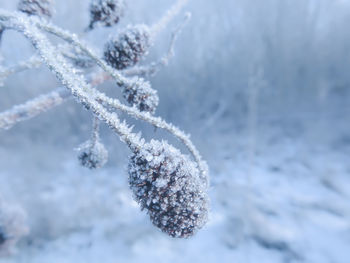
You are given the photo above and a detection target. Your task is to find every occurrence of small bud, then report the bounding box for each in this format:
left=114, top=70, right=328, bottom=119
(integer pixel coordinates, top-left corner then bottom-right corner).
left=104, top=25, right=151, bottom=70
left=77, top=140, right=108, bottom=169
left=18, top=0, right=53, bottom=19
left=89, top=0, right=125, bottom=30
left=123, top=78, right=159, bottom=113
left=129, top=140, right=209, bottom=238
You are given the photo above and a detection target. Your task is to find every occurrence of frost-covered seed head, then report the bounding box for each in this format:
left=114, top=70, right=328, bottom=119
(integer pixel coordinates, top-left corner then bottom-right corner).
left=77, top=140, right=108, bottom=169
left=0, top=200, right=28, bottom=255
left=89, top=0, right=125, bottom=30
left=128, top=140, right=209, bottom=238
left=18, top=0, right=53, bottom=19
left=123, top=78, right=159, bottom=113
left=103, top=25, right=151, bottom=70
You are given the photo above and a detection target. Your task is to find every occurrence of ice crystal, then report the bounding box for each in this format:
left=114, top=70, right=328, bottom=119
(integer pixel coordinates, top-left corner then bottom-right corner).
left=89, top=0, right=125, bottom=30
left=122, top=78, right=159, bottom=113
left=103, top=25, right=151, bottom=70
left=18, top=0, right=53, bottom=19
left=77, top=139, right=108, bottom=169
left=128, top=140, right=209, bottom=238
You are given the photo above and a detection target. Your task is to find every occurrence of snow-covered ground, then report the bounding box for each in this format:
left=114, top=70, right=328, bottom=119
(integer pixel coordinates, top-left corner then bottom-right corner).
left=0, top=112, right=349, bottom=263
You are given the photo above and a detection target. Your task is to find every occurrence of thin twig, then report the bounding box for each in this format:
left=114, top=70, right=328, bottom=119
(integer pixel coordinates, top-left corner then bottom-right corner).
left=91, top=115, right=100, bottom=145
left=0, top=55, right=42, bottom=86
left=0, top=87, right=70, bottom=130
left=150, top=0, right=189, bottom=37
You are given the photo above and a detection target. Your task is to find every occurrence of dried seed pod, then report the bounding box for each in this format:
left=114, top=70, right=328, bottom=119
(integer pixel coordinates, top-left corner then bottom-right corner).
left=122, top=78, right=159, bottom=114
left=89, top=0, right=125, bottom=30
left=0, top=200, right=29, bottom=255
left=104, top=25, right=151, bottom=70
left=128, top=140, right=209, bottom=238
left=18, top=0, right=53, bottom=19
left=77, top=140, right=108, bottom=169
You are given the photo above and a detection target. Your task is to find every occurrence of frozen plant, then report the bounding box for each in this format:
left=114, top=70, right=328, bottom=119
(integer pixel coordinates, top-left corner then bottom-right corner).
left=129, top=140, right=208, bottom=238
left=78, top=139, right=108, bottom=169
left=77, top=117, right=109, bottom=169
left=104, top=24, right=151, bottom=70
left=18, top=0, right=53, bottom=20
left=88, top=0, right=125, bottom=30
left=121, top=77, right=159, bottom=113
left=0, top=0, right=209, bottom=240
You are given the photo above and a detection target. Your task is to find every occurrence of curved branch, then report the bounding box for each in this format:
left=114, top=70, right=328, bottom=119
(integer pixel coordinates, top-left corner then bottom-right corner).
left=0, top=10, right=208, bottom=181
left=94, top=92, right=208, bottom=182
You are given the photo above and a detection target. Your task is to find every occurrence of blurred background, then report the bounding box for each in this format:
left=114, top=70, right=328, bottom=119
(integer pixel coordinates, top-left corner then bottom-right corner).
left=0, top=0, right=350, bottom=262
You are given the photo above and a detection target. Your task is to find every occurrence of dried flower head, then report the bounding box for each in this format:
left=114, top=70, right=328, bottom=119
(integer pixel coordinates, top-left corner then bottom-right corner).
left=129, top=140, right=209, bottom=238
left=18, top=0, right=53, bottom=19
left=77, top=139, right=108, bottom=169
left=0, top=200, right=29, bottom=255
left=123, top=78, right=159, bottom=113
left=104, top=24, right=151, bottom=70
left=89, top=0, right=125, bottom=30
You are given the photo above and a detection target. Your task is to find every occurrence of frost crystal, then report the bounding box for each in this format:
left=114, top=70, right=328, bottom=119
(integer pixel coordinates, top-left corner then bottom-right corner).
left=104, top=25, right=151, bottom=70
left=18, top=0, right=53, bottom=19
left=77, top=139, right=108, bottom=169
left=122, top=78, right=159, bottom=113
left=128, top=140, right=209, bottom=238
left=89, top=0, right=125, bottom=30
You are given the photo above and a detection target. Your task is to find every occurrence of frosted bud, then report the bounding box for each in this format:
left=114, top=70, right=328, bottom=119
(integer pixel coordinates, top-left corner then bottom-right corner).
left=18, top=0, right=53, bottom=19
left=89, top=0, right=125, bottom=30
left=103, top=25, right=151, bottom=70
left=0, top=200, right=29, bottom=255
left=123, top=78, right=159, bottom=113
left=128, top=140, right=209, bottom=238
left=77, top=140, right=108, bottom=169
